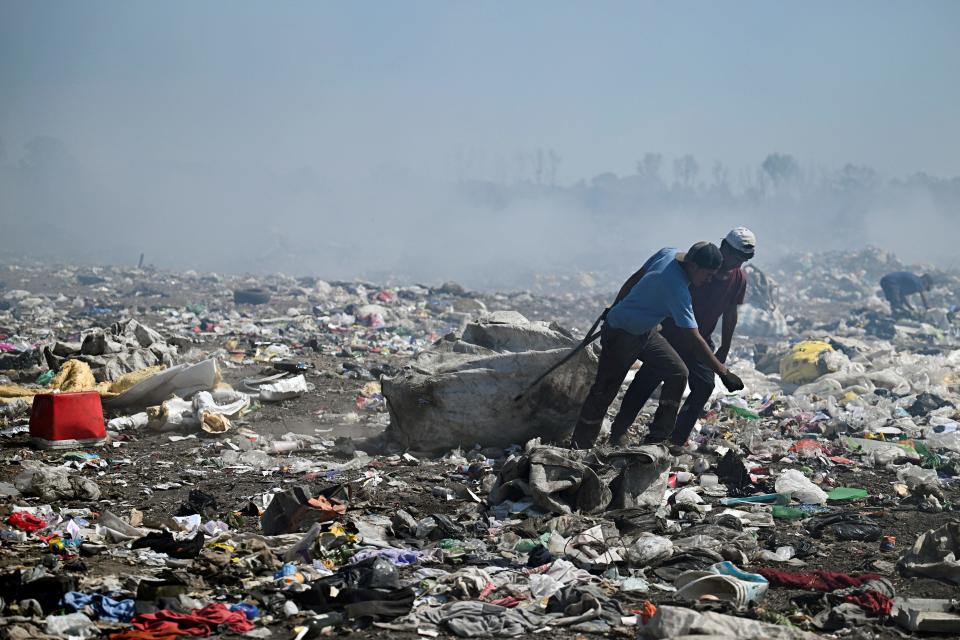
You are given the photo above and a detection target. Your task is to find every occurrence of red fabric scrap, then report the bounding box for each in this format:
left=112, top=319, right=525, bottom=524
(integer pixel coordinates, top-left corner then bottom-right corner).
left=7, top=512, right=46, bottom=532
left=789, top=439, right=830, bottom=454
left=132, top=603, right=254, bottom=636
left=757, top=568, right=884, bottom=592
left=478, top=582, right=497, bottom=599
left=489, top=596, right=525, bottom=607
left=843, top=590, right=894, bottom=617
left=306, top=495, right=347, bottom=522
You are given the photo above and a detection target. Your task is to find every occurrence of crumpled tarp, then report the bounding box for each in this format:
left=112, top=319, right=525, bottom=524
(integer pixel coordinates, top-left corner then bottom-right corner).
left=382, top=311, right=598, bottom=451
left=606, top=445, right=671, bottom=509
left=491, top=443, right=610, bottom=515
left=898, top=522, right=960, bottom=585
left=491, top=443, right=670, bottom=515
left=43, top=319, right=180, bottom=381
left=14, top=461, right=101, bottom=501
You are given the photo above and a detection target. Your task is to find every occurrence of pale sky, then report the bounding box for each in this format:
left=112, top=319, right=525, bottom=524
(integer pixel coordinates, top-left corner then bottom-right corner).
left=2, top=1, right=959, bottom=182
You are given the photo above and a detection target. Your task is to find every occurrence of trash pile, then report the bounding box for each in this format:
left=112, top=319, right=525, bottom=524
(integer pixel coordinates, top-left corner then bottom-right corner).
left=1, top=251, right=960, bottom=639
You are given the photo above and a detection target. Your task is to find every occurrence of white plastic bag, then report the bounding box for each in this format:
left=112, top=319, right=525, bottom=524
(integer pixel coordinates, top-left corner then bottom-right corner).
left=628, top=534, right=674, bottom=566
left=775, top=469, right=828, bottom=504
left=896, top=464, right=940, bottom=490
left=260, top=374, right=310, bottom=401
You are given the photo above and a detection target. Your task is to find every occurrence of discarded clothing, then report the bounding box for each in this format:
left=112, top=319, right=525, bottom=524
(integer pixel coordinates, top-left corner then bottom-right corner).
left=547, top=584, right=624, bottom=625
left=842, top=590, right=894, bottom=617
left=62, top=591, right=136, bottom=622
left=758, top=568, right=884, bottom=591
left=131, top=603, right=254, bottom=636
left=287, top=557, right=415, bottom=621
left=349, top=548, right=422, bottom=566
left=419, top=601, right=549, bottom=637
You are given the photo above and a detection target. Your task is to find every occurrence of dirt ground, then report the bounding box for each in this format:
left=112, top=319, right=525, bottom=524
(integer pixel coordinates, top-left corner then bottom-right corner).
left=1, top=264, right=959, bottom=639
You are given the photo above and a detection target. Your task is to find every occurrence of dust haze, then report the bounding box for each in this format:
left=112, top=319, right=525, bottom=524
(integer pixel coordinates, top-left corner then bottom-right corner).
left=2, top=2, right=959, bottom=290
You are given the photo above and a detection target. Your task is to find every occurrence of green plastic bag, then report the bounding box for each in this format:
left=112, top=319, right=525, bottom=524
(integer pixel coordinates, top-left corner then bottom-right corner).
left=826, top=487, right=868, bottom=502
left=726, top=405, right=760, bottom=420
left=772, top=505, right=806, bottom=520
left=514, top=532, right=550, bottom=553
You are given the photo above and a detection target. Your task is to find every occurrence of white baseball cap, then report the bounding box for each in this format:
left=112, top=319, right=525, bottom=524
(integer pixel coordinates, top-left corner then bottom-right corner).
left=724, top=227, right=756, bottom=257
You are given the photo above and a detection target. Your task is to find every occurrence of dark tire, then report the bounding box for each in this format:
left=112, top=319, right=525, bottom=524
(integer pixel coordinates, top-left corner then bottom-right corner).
left=233, top=288, right=271, bottom=305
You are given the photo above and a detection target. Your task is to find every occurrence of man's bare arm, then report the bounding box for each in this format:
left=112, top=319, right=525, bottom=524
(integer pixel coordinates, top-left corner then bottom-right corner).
left=715, top=304, right=739, bottom=362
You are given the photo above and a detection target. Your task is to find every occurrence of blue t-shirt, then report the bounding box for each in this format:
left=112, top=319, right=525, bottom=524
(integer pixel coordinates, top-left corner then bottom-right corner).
left=606, top=248, right=698, bottom=336
left=881, top=272, right=925, bottom=296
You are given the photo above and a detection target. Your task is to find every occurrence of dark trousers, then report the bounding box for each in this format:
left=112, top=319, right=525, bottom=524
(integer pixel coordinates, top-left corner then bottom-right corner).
left=570, top=325, right=688, bottom=449
left=619, top=337, right=716, bottom=445
left=881, top=280, right=907, bottom=314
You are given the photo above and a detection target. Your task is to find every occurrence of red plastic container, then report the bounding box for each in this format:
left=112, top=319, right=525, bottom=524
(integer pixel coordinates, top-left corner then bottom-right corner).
left=29, top=391, right=106, bottom=449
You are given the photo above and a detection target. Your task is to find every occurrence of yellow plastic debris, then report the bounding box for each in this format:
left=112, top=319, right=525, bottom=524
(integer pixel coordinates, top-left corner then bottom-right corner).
left=0, top=359, right=166, bottom=405
left=779, top=340, right=834, bottom=384
left=49, top=359, right=97, bottom=392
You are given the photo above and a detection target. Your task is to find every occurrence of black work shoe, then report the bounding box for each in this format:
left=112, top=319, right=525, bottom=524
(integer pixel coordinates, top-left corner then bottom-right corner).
left=609, top=433, right=629, bottom=448
left=666, top=444, right=685, bottom=457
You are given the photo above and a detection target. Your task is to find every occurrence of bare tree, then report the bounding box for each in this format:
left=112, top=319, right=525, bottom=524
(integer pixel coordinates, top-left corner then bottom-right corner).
left=711, top=160, right=729, bottom=190
left=636, top=152, right=663, bottom=182
left=760, top=153, right=800, bottom=190
left=673, top=154, right=699, bottom=189
left=548, top=148, right=562, bottom=186
left=534, top=148, right=544, bottom=185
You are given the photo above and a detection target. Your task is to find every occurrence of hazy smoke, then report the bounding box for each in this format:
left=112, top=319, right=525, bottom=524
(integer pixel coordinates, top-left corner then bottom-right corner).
left=2, top=138, right=958, bottom=289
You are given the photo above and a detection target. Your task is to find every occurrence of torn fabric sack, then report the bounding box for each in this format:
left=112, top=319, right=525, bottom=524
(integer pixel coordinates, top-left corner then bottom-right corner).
left=382, top=312, right=598, bottom=451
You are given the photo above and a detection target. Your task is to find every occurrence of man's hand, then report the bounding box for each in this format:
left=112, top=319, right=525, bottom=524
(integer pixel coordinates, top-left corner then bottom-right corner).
left=714, top=344, right=730, bottom=363
left=719, top=369, right=744, bottom=392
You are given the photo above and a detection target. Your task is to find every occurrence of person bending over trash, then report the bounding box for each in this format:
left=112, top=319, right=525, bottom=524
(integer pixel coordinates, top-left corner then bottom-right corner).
left=615, top=227, right=756, bottom=449
left=880, top=271, right=932, bottom=317
left=569, top=242, right=744, bottom=451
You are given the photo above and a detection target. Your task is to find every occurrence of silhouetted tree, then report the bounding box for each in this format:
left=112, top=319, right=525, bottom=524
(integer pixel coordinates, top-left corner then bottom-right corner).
left=760, top=153, right=800, bottom=190
left=673, top=154, right=699, bottom=189
left=636, top=152, right=663, bottom=182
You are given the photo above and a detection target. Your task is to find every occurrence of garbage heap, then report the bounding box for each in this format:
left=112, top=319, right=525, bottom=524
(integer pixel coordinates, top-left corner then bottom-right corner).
left=0, top=252, right=959, bottom=639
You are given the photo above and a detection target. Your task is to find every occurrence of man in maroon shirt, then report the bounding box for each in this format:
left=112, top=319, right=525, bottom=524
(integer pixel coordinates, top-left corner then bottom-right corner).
left=608, top=227, right=756, bottom=447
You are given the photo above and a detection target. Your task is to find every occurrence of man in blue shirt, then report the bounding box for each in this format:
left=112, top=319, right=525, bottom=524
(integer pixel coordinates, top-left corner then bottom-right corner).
left=570, top=242, right=744, bottom=450
left=880, top=271, right=932, bottom=317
